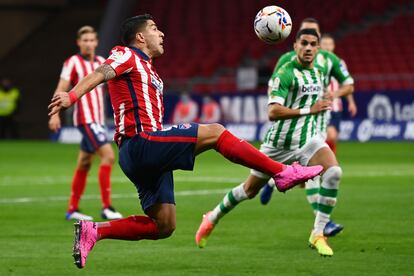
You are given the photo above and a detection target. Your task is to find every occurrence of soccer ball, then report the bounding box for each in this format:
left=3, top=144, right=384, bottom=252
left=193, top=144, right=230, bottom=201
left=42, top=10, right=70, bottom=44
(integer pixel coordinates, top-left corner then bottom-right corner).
left=254, top=5, right=292, bottom=44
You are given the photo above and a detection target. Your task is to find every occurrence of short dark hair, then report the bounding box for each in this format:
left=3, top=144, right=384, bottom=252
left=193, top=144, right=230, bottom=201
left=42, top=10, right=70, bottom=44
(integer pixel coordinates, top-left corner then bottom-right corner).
left=296, top=28, right=320, bottom=41
left=120, top=14, right=153, bottom=46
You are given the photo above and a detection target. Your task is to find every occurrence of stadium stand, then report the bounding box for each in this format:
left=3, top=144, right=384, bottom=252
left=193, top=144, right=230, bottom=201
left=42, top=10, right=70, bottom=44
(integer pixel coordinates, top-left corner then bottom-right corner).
left=134, top=0, right=414, bottom=92
left=0, top=0, right=413, bottom=138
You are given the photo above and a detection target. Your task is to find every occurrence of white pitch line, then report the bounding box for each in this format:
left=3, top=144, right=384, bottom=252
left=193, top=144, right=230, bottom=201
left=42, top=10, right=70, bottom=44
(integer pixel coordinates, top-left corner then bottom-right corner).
left=0, top=170, right=413, bottom=187
left=0, top=188, right=231, bottom=205
left=0, top=176, right=244, bottom=186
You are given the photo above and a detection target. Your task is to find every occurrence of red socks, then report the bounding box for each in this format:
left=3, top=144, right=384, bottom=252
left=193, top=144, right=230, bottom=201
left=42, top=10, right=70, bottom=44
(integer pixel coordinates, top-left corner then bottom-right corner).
left=97, top=215, right=159, bottom=240
left=326, top=140, right=337, bottom=155
left=68, top=169, right=88, bottom=212
left=216, top=130, right=284, bottom=176
left=98, top=164, right=112, bottom=208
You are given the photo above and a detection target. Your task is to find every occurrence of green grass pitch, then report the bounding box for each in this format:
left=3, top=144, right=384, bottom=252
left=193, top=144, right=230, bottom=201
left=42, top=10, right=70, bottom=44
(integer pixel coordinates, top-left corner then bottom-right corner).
left=0, top=141, right=413, bottom=275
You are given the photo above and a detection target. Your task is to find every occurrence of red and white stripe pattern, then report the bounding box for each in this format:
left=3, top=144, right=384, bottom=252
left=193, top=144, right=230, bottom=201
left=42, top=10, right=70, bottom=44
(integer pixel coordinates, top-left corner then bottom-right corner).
left=328, top=77, right=343, bottom=112
left=104, top=46, right=164, bottom=144
left=60, top=54, right=106, bottom=126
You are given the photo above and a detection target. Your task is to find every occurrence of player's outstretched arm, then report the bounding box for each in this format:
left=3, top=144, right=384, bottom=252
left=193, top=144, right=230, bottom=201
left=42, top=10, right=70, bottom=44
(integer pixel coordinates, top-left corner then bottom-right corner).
left=268, top=99, right=331, bottom=121
left=48, top=64, right=115, bottom=116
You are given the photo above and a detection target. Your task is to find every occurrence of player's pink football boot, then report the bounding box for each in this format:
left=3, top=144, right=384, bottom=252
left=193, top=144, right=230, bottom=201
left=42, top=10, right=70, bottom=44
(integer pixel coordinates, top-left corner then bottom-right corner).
left=195, top=212, right=215, bottom=248
left=73, top=220, right=98, bottom=269
left=273, top=162, right=323, bottom=192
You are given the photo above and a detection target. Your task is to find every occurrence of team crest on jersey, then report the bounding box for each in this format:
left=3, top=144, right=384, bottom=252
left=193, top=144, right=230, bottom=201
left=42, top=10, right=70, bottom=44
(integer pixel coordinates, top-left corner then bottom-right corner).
left=109, top=49, right=124, bottom=60
left=178, top=123, right=192, bottom=129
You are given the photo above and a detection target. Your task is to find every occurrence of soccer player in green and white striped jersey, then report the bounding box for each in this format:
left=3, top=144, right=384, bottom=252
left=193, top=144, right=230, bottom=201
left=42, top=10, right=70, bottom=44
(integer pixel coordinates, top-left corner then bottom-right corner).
left=260, top=18, right=354, bottom=238
left=196, top=29, right=340, bottom=256
left=272, top=18, right=354, bottom=137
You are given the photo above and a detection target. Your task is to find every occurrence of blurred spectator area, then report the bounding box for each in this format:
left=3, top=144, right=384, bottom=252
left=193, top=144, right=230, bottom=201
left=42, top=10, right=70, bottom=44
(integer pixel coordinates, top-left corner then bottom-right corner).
left=0, top=0, right=66, bottom=58
left=336, top=13, right=414, bottom=91
left=0, top=0, right=413, bottom=138
left=0, top=0, right=105, bottom=139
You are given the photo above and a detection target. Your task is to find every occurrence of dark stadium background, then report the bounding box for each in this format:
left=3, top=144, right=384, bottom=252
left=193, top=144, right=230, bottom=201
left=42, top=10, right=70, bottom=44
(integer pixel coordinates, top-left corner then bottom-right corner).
left=0, top=0, right=413, bottom=140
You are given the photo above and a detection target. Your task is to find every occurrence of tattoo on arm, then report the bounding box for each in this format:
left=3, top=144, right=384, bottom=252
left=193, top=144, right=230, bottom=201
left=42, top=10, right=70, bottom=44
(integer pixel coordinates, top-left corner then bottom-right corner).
left=96, top=64, right=116, bottom=81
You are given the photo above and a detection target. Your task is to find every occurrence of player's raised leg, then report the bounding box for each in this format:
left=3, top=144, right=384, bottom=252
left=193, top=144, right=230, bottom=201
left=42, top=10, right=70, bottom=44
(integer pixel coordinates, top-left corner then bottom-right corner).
left=195, top=124, right=323, bottom=192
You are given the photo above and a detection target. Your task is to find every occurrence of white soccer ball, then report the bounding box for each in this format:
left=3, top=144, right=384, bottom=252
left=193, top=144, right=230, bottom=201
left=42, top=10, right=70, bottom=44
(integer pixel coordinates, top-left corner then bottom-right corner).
left=254, top=5, right=292, bottom=44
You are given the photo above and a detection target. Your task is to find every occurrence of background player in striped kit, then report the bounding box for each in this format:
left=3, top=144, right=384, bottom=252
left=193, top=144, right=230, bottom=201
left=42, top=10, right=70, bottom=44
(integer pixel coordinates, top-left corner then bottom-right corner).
left=196, top=29, right=341, bottom=257
left=48, top=15, right=322, bottom=269
left=320, top=33, right=357, bottom=154
left=48, top=26, right=122, bottom=221
left=260, top=18, right=354, bottom=237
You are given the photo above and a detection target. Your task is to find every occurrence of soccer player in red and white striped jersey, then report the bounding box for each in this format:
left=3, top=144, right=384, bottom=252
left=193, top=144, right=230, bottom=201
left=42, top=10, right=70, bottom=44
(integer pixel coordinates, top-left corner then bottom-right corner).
left=48, top=26, right=122, bottom=221
left=48, top=15, right=323, bottom=269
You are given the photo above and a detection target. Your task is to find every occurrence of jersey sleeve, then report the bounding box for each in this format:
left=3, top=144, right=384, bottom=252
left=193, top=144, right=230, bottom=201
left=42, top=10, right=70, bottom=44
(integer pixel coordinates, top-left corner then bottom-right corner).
left=273, top=51, right=295, bottom=74
left=268, top=66, right=292, bottom=106
left=104, top=46, right=135, bottom=76
left=327, top=51, right=354, bottom=85
left=60, top=57, right=76, bottom=82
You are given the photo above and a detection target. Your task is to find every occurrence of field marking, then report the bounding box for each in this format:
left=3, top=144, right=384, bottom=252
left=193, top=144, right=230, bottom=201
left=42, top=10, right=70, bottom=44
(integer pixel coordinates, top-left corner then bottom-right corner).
left=0, top=176, right=244, bottom=186
left=1, top=170, right=413, bottom=187
left=0, top=188, right=231, bottom=204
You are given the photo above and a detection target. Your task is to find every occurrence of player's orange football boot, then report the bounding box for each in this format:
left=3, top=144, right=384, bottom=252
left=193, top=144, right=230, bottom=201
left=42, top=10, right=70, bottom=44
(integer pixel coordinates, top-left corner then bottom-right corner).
left=195, top=212, right=215, bottom=248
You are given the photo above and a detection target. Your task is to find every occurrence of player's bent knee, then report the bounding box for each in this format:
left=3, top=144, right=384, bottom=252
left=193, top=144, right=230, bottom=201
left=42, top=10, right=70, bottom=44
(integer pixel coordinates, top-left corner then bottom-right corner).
left=78, top=160, right=92, bottom=171
left=102, top=154, right=115, bottom=165
left=197, top=123, right=226, bottom=151
left=206, top=123, right=225, bottom=138
left=322, top=166, right=342, bottom=188
left=157, top=223, right=176, bottom=239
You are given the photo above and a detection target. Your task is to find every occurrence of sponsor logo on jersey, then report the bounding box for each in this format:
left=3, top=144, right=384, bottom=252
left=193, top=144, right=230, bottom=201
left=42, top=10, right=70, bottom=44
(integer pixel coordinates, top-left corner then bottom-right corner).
left=151, top=74, right=163, bottom=91
left=301, top=84, right=322, bottom=94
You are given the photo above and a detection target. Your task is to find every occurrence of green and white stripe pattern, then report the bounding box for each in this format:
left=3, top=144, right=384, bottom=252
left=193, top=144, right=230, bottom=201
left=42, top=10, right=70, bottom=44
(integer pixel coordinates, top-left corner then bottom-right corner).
left=264, top=61, right=324, bottom=150
left=305, top=176, right=320, bottom=213
left=208, top=183, right=248, bottom=224
left=272, top=50, right=354, bottom=139
left=313, top=166, right=342, bottom=234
